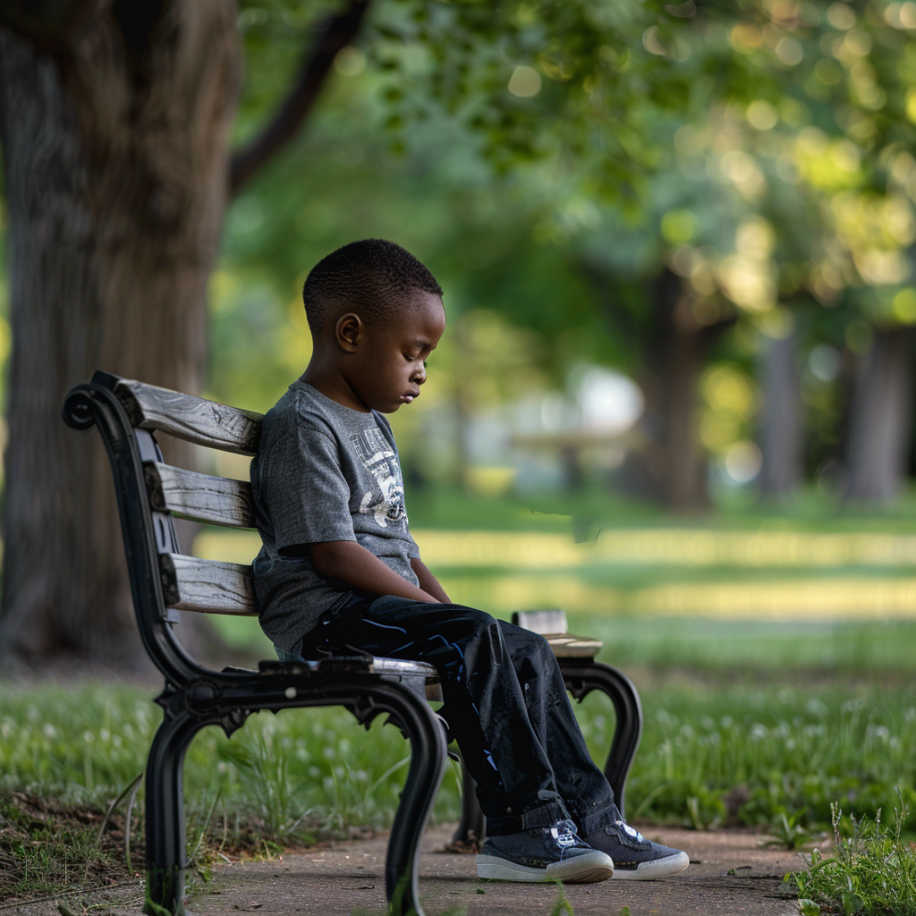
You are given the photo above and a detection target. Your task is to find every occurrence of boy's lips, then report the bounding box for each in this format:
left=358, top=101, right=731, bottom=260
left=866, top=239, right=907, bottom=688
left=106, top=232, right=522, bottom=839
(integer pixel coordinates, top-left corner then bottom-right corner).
left=401, top=391, right=420, bottom=403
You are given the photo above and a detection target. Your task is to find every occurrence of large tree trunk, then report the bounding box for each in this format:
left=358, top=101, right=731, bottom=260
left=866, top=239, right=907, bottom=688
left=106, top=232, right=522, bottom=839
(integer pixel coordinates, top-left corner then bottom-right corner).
left=0, top=3, right=240, bottom=666
left=633, top=269, right=731, bottom=511
left=844, top=327, right=915, bottom=502
left=758, top=328, right=804, bottom=498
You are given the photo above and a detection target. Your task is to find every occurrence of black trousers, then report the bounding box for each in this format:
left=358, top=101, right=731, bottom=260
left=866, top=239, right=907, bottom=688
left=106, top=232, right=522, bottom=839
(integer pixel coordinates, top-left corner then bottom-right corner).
left=293, top=594, right=615, bottom=834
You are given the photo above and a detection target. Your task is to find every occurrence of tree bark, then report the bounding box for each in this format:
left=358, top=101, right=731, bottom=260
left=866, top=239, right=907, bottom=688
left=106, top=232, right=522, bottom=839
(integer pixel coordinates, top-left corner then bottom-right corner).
left=758, top=328, right=804, bottom=499
left=633, top=270, right=731, bottom=511
left=0, top=2, right=241, bottom=664
left=844, top=327, right=915, bottom=502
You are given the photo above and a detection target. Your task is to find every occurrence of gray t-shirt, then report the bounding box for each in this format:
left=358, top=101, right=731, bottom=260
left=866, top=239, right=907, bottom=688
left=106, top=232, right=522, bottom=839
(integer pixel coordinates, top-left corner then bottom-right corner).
left=250, top=381, right=420, bottom=651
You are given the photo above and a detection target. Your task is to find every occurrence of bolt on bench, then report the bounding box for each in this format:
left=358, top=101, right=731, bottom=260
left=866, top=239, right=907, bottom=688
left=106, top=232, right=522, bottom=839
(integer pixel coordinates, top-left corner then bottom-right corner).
left=63, top=371, right=642, bottom=916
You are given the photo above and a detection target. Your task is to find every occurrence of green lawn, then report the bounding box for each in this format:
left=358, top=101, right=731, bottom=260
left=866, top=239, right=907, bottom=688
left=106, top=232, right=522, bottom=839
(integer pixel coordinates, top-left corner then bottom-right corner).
left=4, top=486, right=916, bottom=900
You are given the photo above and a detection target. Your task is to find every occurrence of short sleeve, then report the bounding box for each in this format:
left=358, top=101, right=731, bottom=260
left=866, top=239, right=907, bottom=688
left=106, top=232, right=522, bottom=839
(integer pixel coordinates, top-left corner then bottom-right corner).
left=265, top=419, right=356, bottom=554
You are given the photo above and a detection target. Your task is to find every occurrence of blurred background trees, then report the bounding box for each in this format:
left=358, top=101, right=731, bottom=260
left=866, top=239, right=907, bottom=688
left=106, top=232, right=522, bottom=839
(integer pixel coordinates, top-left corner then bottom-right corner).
left=1, top=0, right=916, bottom=667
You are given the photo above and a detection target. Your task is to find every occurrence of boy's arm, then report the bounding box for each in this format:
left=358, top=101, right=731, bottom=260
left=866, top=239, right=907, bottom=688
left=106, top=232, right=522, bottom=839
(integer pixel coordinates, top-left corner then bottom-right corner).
left=309, top=540, right=440, bottom=603
left=410, top=558, right=451, bottom=603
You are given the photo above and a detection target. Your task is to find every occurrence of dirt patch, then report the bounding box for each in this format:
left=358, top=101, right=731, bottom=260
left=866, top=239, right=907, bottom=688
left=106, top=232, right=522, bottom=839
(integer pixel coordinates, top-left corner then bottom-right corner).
left=0, top=791, right=328, bottom=912
left=0, top=790, right=137, bottom=904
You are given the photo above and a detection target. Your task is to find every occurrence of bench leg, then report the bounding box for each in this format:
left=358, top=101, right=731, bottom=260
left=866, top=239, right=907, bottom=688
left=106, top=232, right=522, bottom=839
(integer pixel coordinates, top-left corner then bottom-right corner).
left=380, top=683, right=448, bottom=916
left=561, top=660, right=643, bottom=819
left=451, top=756, right=485, bottom=847
left=144, top=710, right=212, bottom=916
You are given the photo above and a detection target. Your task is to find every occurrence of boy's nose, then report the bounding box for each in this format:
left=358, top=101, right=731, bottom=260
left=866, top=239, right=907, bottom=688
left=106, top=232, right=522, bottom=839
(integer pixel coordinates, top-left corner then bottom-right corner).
left=414, top=364, right=427, bottom=384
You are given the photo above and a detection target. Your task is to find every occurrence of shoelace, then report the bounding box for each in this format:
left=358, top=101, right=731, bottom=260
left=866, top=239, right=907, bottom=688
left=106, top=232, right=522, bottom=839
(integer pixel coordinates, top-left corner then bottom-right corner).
left=550, top=819, right=580, bottom=860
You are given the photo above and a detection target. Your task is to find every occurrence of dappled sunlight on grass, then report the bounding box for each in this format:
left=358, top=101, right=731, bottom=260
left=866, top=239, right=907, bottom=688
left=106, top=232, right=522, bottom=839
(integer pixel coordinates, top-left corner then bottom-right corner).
left=196, top=527, right=916, bottom=570
left=441, top=573, right=916, bottom=619
left=196, top=527, right=916, bottom=620
left=419, top=529, right=916, bottom=569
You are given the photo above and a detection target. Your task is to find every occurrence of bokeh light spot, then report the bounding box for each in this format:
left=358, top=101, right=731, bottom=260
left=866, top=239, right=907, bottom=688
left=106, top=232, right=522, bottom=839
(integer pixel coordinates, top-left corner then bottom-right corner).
left=508, top=66, right=542, bottom=97
left=334, top=46, right=366, bottom=77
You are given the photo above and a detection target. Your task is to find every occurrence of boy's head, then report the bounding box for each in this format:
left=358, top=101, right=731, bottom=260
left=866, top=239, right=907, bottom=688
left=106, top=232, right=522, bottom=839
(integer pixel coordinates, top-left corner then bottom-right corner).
left=301, top=239, right=446, bottom=414
left=302, top=239, right=442, bottom=335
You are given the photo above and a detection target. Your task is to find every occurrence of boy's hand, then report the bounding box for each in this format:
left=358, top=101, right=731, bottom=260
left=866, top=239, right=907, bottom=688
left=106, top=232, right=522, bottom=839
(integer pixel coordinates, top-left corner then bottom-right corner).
left=307, top=540, right=440, bottom=603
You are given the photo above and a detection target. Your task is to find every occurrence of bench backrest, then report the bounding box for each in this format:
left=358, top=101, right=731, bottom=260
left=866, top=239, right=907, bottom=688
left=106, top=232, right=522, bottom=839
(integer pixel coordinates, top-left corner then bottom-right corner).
left=108, top=373, right=264, bottom=620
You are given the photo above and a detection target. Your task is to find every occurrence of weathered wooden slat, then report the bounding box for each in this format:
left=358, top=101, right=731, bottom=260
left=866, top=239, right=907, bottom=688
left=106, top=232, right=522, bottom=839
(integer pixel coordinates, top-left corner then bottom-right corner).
left=113, top=377, right=263, bottom=455
left=159, top=553, right=257, bottom=616
left=144, top=461, right=255, bottom=528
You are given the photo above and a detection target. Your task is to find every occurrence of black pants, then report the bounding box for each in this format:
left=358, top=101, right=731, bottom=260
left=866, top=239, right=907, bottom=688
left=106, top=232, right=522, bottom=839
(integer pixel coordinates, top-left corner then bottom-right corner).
left=293, top=594, right=615, bottom=834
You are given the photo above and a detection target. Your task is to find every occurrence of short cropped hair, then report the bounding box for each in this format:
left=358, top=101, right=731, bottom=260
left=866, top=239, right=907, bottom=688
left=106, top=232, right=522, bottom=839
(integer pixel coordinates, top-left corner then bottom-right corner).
left=302, top=239, right=443, bottom=333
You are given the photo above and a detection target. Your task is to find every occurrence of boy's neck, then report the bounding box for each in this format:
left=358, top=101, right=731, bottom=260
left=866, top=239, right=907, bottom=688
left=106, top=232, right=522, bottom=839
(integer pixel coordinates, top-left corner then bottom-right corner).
left=299, top=366, right=371, bottom=413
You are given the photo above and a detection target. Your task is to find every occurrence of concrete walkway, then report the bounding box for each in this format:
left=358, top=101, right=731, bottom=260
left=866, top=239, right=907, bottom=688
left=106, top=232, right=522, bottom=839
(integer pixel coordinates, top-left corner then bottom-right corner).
left=189, top=824, right=802, bottom=916
left=7, top=824, right=804, bottom=915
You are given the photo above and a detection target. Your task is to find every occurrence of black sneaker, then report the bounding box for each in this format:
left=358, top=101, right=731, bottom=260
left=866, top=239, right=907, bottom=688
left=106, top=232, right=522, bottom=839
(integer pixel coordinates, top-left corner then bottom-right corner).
left=579, top=806, right=689, bottom=880
left=476, top=819, right=614, bottom=883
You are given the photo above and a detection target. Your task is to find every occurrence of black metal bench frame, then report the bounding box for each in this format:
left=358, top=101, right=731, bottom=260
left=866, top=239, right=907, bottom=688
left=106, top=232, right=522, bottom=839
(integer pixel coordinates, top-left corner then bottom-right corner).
left=63, top=371, right=641, bottom=916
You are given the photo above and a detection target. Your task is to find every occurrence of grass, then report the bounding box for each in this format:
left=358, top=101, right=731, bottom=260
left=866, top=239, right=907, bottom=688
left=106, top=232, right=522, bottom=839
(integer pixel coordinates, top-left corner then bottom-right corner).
left=791, top=798, right=916, bottom=915
left=620, top=683, right=916, bottom=834
left=2, top=678, right=915, bottom=902
left=5, top=487, right=916, bottom=903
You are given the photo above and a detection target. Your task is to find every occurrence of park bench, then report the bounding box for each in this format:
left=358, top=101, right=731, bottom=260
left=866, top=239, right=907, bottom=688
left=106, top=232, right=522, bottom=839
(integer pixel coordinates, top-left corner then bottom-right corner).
left=62, top=371, right=642, bottom=916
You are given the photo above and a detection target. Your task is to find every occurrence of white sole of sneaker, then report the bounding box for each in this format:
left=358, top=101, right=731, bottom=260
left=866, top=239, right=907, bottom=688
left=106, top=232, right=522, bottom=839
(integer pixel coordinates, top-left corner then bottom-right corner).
left=611, top=850, right=690, bottom=880
left=477, top=851, right=614, bottom=883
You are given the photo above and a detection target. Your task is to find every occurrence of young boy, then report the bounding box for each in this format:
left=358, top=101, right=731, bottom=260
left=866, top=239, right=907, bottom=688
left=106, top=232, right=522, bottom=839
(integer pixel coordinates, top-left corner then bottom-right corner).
left=250, top=239, right=689, bottom=884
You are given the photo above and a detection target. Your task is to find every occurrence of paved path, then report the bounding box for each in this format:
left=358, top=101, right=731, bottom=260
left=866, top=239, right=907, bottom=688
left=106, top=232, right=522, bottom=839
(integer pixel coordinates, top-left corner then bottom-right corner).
left=189, top=825, right=801, bottom=916
left=7, top=824, right=803, bottom=915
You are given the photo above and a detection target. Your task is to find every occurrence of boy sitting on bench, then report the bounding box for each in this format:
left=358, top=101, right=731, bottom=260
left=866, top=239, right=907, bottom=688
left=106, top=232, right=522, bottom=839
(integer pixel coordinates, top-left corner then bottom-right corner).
left=250, top=239, right=689, bottom=884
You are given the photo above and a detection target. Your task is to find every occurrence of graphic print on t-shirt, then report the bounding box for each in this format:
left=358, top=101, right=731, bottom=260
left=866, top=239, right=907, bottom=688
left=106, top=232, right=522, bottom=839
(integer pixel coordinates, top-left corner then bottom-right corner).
left=351, top=427, right=407, bottom=528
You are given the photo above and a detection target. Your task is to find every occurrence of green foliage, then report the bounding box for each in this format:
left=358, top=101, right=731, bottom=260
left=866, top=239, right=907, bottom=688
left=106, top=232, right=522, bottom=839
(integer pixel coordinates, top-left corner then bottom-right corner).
left=550, top=879, right=575, bottom=916
left=0, top=790, right=125, bottom=900
left=3, top=676, right=915, bottom=904
left=790, top=798, right=916, bottom=916
left=619, top=685, right=916, bottom=834
left=762, top=808, right=818, bottom=851
left=202, top=0, right=916, bottom=499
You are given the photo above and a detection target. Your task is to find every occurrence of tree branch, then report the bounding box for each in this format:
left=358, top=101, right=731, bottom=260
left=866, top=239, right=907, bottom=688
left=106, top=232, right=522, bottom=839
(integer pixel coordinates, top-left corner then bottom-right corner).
left=229, top=0, right=371, bottom=196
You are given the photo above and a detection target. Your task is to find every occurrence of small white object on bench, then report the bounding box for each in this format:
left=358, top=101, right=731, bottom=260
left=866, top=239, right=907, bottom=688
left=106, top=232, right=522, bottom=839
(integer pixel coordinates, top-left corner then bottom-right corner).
left=512, top=609, right=603, bottom=659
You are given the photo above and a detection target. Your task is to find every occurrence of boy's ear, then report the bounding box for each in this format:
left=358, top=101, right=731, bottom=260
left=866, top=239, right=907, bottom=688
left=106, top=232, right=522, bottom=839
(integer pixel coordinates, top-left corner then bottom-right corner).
left=335, top=313, right=362, bottom=353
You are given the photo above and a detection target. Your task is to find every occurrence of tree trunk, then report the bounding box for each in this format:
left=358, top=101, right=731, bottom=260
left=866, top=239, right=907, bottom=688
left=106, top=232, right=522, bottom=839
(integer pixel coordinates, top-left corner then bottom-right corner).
left=758, top=328, right=804, bottom=498
left=844, top=327, right=915, bottom=502
left=633, top=269, right=728, bottom=511
left=0, top=3, right=240, bottom=665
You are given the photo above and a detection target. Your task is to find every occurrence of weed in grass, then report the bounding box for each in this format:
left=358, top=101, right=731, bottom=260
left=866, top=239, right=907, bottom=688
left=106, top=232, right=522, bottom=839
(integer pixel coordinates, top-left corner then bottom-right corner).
left=760, top=809, right=818, bottom=851
left=685, top=789, right=725, bottom=830
left=550, top=881, right=575, bottom=915
left=790, top=797, right=916, bottom=915
left=218, top=732, right=309, bottom=842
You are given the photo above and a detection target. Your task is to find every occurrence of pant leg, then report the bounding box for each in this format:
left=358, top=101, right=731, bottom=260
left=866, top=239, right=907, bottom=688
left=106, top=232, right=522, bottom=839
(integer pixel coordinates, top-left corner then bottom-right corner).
left=302, top=595, right=568, bottom=823
left=496, top=620, right=614, bottom=823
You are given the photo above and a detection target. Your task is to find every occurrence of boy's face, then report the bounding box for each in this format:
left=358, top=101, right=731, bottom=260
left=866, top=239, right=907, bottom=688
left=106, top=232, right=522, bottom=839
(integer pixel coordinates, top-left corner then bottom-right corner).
left=340, top=290, right=446, bottom=413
